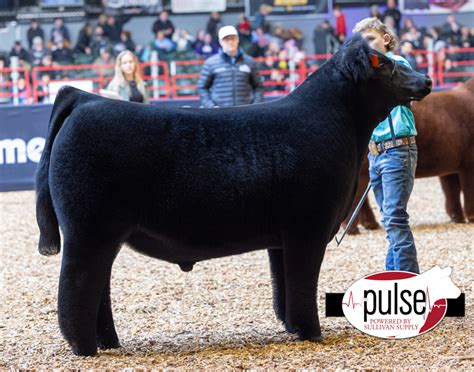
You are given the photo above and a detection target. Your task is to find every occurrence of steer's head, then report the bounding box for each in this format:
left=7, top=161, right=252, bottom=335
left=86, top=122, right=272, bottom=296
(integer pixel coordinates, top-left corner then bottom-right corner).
left=335, top=34, right=432, bottom=123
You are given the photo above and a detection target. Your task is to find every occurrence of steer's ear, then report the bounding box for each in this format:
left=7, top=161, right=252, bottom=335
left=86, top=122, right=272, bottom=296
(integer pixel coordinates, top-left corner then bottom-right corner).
left=337, top=34, right=373, bottom=83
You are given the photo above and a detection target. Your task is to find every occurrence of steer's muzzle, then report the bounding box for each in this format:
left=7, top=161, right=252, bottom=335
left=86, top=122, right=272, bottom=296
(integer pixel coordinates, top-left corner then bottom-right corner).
left=407, top=72, right=432, bottom=101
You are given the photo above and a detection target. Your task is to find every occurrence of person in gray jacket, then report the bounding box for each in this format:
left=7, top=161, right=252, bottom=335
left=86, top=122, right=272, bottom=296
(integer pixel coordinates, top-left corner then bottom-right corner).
left=198, top=25, right=263, bottom=108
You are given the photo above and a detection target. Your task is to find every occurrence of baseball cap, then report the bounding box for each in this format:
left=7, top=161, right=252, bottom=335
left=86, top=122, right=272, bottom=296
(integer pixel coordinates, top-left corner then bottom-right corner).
left=218, top=25, right=238, bottom=40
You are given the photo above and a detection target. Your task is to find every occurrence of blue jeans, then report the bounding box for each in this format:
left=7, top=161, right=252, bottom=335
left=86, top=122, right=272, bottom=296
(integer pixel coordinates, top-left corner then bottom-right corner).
left=368, top=143, right=419, bottom=273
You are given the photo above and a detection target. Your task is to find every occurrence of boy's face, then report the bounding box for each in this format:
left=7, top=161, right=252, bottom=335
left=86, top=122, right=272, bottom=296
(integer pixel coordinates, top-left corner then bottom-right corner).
left=361, top=29, right=391, bottom=53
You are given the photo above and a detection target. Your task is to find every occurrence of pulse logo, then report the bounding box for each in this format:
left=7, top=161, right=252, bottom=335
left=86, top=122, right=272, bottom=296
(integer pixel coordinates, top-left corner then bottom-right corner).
left=342, top=266, right=461, bottom=339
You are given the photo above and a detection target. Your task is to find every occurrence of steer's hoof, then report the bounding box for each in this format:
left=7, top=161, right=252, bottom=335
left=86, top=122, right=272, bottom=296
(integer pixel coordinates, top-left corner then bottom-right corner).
left=97, top=338, right=121, bottom=350
left=450, top=215, right=466, bottom=223
left=71, top=343, right=98, bottom=357
left=362, top=221, right=380, bottom=230
left=298, top=329, right=324, bottom=343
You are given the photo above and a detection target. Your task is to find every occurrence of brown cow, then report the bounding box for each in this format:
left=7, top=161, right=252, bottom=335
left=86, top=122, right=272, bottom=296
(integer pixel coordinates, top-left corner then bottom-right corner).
left=347, top=78, right=474, bottom=234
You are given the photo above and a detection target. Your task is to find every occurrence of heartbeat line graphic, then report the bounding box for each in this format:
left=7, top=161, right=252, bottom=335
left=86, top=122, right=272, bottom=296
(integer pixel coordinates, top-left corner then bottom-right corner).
left=342, top=291, right=361, bottom=309
left=423, top=287, right=447, bottom=319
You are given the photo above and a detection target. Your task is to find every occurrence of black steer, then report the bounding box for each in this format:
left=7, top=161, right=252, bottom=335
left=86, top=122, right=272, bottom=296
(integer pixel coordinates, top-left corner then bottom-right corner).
left=35, top=35, right=431, bottom=356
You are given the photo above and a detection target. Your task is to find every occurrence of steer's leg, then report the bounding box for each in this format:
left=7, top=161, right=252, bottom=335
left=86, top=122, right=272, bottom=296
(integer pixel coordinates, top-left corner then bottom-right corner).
left=283, top=232, right=326, bottom=342
left=459, top=169, right=474, bottom=223
left=440, top=174, right=465, bottom=223
left=58, top=239, right=119, bottom=356
left=96, top=254, right=121, bottom=350
left=267, top=248, right=285, bottom=322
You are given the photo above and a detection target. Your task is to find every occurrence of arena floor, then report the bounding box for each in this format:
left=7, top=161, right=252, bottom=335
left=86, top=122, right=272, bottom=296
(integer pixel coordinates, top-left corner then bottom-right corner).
left=0, top=178, right=472, bottom=369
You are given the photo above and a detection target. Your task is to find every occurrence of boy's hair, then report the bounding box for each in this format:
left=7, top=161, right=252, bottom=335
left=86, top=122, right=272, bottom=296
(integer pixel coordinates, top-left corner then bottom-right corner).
left=353, top=17, right=399, bottom=51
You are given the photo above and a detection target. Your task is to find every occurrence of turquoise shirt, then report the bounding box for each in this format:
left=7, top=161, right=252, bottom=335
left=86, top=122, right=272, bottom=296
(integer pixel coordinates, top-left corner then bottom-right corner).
left=370, top=52, right=417, bottom=143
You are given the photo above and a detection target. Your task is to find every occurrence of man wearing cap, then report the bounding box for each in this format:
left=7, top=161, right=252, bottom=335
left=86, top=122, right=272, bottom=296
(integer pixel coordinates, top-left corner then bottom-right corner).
left=198, top=25, right=263, bottom=108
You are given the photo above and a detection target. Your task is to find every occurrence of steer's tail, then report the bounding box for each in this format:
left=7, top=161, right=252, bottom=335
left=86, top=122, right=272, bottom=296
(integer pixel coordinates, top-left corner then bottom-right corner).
left=35, top=86, right=80, bottom=255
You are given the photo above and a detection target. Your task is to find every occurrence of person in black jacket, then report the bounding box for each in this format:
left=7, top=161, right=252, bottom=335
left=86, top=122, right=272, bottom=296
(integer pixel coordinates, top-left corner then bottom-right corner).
left=27, top=19, right=44, bottom=50
left=197, top=25, right=263, bottom=108
left=151, top=11, right=175, bottom=39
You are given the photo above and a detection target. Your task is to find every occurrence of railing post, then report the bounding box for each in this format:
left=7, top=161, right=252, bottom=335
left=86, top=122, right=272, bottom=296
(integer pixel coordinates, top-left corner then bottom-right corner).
left=170, top=60, right=176, bottom=98
left=10, top=56, right=19, bottom=105
left=151, top=50, right=160, bottom=100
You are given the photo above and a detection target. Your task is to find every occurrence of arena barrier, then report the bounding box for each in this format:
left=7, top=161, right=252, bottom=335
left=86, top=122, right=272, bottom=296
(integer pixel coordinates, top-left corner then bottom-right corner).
left=0, top=100, right=199, bottom=191
left=1, top=49, right=472, bottom=105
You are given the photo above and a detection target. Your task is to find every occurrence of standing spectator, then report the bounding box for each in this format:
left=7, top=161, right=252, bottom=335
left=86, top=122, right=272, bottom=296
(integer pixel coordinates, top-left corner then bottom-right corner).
left=103, top=14, right=133, bottom=45
left=152, top=11, right=175, bottom=39
left=106, top=50, right=148, bottom=103
left=74, top=22, right=94, bottom=63
left=313, top=20, right=339, bottom=56
left=206, top=12, right=223, bottom=42
left=333, top=5, right=346, bottom=42
left=50, top=17, right=71, bottom=45
left=15, top=77, right=33, bottom=104
left=369, top=4, right=383, bottom=21
left=254, top=4, right=272, bottom=34
left=9, top=41, right=30, bottom=65
left=401, top=17, right=416, bottom=35
left=195, top=32, right=219, bottom=59
left=27, top=19, right=44, bottom=49
left=29, top=36, right=49, bottom=67
left=383, top=0, right=401, bottom=34
left=197, top=25, right=263, bottom=108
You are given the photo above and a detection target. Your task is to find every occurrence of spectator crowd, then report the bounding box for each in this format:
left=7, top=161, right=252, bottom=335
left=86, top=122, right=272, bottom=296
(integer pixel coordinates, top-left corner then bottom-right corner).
left=0, top=0, right=473, bottom=104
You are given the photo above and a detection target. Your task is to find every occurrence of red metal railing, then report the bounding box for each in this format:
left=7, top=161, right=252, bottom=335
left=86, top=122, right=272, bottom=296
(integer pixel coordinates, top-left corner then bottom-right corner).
left=437, top=47, right=474, bottom=87
left=1, top=49, right=473, bottom=104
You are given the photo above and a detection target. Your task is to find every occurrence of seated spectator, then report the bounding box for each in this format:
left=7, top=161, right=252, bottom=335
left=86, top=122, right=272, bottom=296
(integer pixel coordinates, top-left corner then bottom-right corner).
left=40, top=54, right=61, bottom=80
left=206, top=12, right=222, bottom=42
left=90, top=25, right=110, bottom=60
left=266, top=41, right=281, bottom=57
left=401, top=17, right=416, bottom=35
left=152, top=11, right=175, bottom=39
left=50, top=17, right=71, bottom=45
left=173, top=29, right=195, bottom=53
left=270, top=25, right=286, bottom=49
left=37, top=73, right=51, bottom=103
left=150, top=30, right=176, bottom=56
left=383, top=0, right=401, bottom=33
left=287, top=28, right=304, bottom=50
left=15, top=77, right=33, bottom=104
left=195, top=32, right=219, bottom=59
left=27, top=19, right=44, bottom=50
left=93, top=47, right=115, bottom=77
left=460, top=26, right=473, bottom=47
left=369, top=4, right=383, bottom=21
left=250, top=26, right=270, bottom=57
left=113, top=31, right=136, bottom=54
left=399, top=41, right=417, bottom=70
left=428, top=27, right=446, bottom=52
left=30, top=36, right=49, bottom=67
left=52, top=40, right=74, bottom=65
left=9, top=41, right=30, bottom=65
left=237, top=14, right=251, bottom=38
left=74, top=22, right=94, bottom=64
left=402, top=27, right=422, bottom=49
left=269, top=68, right=286, bottom=92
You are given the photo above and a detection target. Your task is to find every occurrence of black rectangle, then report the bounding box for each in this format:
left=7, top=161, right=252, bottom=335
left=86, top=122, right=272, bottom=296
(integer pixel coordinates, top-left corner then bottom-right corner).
left=325, top=293, right=465, bottom=317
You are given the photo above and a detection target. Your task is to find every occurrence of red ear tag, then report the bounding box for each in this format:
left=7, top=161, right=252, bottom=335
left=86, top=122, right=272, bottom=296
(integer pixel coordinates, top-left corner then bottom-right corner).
left=370, top=54, right=380, bottom=68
